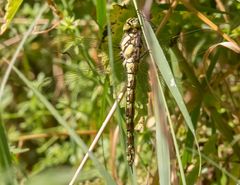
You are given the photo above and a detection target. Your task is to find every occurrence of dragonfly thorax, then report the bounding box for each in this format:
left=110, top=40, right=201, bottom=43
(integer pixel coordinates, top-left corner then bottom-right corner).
left=120, top=32, right=141, bottom=61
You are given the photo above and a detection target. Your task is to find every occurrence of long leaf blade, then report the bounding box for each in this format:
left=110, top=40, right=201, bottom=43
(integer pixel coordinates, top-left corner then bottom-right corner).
left=141, top=17, right=201, bottom=174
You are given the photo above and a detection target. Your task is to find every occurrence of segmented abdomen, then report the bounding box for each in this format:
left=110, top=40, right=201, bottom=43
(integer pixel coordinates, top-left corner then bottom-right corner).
left=120, top=18, right=142, bottom=166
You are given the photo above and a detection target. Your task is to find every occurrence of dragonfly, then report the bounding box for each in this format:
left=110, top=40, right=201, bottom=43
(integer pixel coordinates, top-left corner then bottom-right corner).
left=120, top=17, right=142, bottom=166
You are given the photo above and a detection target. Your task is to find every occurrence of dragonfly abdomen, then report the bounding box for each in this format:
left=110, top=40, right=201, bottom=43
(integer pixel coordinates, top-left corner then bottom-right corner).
left=125, top=62, right=137, bottom=165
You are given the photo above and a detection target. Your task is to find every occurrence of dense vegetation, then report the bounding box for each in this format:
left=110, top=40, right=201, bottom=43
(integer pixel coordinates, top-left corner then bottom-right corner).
left=0, top=0, right=240, bottom=184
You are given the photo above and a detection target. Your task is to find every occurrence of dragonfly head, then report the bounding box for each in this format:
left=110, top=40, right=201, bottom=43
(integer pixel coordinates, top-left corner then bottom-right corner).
left=123, top=17, right=140, bottom=32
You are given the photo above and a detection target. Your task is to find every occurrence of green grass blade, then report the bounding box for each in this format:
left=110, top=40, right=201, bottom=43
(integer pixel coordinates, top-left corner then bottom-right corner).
left=26, top=167, right=100, bottom=185
left=149, top=56, right=187, bottom=185
left=139, top=16, right=201, bottom=173
left=149, top=60, right=171, bottom=185
left=0, top=118, right=17, bottom=185
left=96, top=0, right=107, bottom=32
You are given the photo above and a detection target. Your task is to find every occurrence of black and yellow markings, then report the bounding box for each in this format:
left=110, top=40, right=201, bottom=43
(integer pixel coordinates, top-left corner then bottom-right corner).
left=120, top=17, right=142, bottom=166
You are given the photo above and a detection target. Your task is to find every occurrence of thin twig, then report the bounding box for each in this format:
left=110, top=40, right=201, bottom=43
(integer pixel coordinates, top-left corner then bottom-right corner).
left=155, top=0, right=179, bottom=36
left=0, top=18, right=57, bottom=25
left=0, top=35, right=21, bottom=50
left=0, top=19, right=58, bottom=50
left=111, top=126, right=121, bottom=184
left=15, top=130, right=97, bottom=142
left=32, top=20, right=60, bottom=34
left=69, top=87, right=126, bottom=185
left=215, top=0, right=229, bottom=23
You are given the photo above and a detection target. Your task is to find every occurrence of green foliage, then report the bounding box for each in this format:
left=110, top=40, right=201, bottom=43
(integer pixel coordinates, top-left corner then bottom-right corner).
left=0, top=0, right=240, bottom=184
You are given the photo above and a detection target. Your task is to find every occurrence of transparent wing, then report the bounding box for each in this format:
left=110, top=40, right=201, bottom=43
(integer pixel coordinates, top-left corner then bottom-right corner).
left=37, top=27, right=222, bottom=99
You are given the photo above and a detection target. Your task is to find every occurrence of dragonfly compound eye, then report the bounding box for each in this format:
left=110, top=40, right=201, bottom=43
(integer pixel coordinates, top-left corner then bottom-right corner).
left=123, top=17, right=140, bottom=32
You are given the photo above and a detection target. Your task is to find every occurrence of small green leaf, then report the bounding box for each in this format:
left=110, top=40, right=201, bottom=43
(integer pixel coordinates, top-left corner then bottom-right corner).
left=0, top=0, right=24, bottom=34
